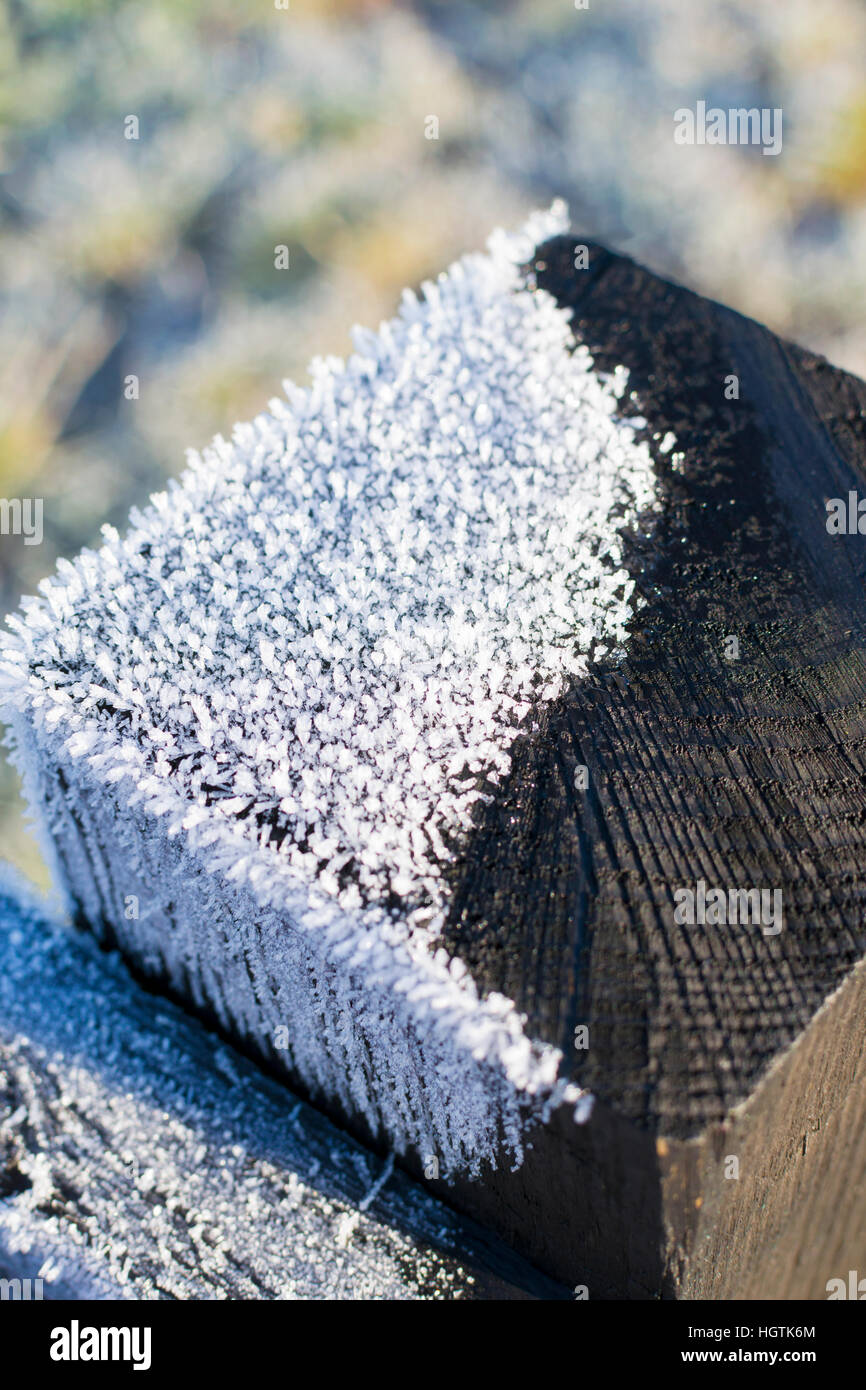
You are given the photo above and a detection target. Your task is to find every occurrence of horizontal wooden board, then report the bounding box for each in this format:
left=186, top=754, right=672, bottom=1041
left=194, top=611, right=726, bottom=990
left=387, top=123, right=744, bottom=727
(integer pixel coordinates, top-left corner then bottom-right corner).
left=0, top=875, right=567, bottom=1300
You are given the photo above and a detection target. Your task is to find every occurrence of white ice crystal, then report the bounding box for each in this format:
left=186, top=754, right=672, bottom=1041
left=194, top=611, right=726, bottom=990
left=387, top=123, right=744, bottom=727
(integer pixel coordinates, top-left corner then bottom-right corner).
left=0, top=871, right=505, bottom=1300
left=0, top=204, right=660, bottom=1171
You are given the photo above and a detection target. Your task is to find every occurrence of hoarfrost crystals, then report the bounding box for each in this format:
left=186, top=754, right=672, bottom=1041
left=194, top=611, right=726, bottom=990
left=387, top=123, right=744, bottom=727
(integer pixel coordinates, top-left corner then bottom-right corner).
left=1, top=206, right=658, bottom=1170
left=2, top=204, right=655, bottom=926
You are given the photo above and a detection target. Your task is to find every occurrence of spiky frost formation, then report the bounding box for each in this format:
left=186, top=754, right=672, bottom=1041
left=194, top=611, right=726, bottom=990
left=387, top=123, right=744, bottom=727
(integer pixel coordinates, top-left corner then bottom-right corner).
left=0, top=869, right=516, bottom=1300
left=2, top=205, right=654, bottom=924
left=1, top=205, right=658, bottom=1170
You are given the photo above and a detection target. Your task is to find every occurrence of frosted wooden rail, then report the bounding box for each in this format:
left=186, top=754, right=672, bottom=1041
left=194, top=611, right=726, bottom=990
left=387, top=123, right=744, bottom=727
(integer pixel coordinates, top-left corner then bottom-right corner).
left=0, top=872, right=562, bottom=1300
left=4, top=208, right=866, bottom=1298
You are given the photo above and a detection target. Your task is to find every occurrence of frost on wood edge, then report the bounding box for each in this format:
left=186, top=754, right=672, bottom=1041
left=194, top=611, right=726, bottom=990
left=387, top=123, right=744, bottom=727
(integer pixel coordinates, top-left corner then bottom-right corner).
left=0, top=204, right=662, bottom=1170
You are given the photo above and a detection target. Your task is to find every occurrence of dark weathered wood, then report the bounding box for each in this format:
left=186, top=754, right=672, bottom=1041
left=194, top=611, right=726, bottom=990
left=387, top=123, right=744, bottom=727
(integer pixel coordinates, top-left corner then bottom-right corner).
left=446, top=234, right=866, bottom=1130
left=0, top=875, right=567, bottom=1300
left=669, top=951, right=866, bottom=1300
left=422, top=236, right=866, bottom=1295
left=9, top=233, right=866, bottom=1301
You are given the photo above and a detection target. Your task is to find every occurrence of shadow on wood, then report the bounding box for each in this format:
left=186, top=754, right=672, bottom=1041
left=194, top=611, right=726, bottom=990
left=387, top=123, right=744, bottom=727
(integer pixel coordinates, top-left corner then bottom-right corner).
left=436, top=235, right=866, bottom=1295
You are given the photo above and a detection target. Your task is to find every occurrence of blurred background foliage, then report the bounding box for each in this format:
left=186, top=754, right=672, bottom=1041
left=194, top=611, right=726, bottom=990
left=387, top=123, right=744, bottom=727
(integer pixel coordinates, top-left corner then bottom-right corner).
left=2, top=0, right=865, bottom=885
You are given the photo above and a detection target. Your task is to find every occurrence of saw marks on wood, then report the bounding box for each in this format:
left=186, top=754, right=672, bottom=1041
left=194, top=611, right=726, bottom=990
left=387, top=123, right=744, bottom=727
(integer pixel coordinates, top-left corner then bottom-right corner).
left=444, top=235, right=866, bottom=1138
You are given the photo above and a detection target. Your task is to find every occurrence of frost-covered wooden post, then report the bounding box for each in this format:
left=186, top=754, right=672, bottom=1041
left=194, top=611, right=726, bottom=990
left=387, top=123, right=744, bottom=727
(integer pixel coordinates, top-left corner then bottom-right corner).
left=1, top=206, right=614, bottom=1177
left=5, top=205, right=866, bottom=1299
left=0, top=871, right=557, bottom=1299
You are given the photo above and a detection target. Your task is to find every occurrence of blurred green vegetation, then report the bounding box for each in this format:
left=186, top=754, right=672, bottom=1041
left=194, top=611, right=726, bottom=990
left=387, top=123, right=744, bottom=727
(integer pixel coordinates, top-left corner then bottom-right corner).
left=1, top=0, right=865, bottom=888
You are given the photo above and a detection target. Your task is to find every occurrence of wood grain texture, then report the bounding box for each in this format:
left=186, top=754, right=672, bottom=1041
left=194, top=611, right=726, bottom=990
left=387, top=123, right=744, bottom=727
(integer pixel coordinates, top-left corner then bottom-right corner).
left=8, top=238, right=866, bottom=1301
left=671, top=951, right=866, bottom=1300
left=0, top=877, right=567, bottom=1301
left=443, top=234, right=866, bottom=1137
left=422, top=236, right=866, bottom=1296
